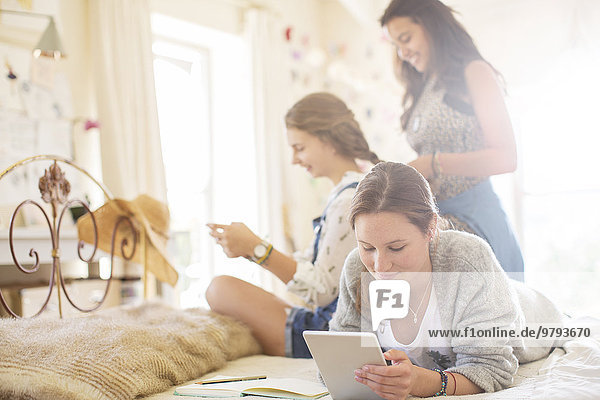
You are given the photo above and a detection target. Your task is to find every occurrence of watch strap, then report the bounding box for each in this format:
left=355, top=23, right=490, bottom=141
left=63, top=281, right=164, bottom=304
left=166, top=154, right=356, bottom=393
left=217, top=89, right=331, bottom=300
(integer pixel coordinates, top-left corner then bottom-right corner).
left=250, top=239, right=272, bottom=265
left=255, top=243, right=273, bottom=265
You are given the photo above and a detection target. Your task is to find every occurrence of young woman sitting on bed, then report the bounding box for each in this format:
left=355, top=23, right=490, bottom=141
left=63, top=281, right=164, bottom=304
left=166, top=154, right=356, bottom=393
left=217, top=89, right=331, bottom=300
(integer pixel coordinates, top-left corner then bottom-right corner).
left=206, top=92, right=380, bottom=358
left=330, top=162, right=562, bottom=398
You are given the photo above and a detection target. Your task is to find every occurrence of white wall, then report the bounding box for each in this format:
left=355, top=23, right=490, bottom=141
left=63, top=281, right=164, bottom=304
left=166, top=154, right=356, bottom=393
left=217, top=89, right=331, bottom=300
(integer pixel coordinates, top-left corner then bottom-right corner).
left=150, top=0, right=244, bottom=36
left=0, top=0, right=100, bottom=186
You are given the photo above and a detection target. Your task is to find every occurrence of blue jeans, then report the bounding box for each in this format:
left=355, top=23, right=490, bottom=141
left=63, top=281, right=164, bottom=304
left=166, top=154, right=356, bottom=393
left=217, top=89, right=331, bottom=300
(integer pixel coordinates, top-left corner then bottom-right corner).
left=437, top=179, right=524, bottom=280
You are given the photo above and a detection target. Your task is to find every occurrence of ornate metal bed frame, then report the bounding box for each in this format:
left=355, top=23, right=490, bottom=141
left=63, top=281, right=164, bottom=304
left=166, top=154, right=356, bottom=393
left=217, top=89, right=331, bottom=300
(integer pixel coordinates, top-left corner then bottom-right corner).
left=0, top=155, right=141, bottom=318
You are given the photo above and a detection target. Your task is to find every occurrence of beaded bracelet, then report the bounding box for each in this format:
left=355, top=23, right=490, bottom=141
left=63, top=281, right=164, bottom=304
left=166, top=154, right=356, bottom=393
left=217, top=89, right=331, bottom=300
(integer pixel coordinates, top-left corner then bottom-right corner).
left=432, top=368, right=448, bottom=396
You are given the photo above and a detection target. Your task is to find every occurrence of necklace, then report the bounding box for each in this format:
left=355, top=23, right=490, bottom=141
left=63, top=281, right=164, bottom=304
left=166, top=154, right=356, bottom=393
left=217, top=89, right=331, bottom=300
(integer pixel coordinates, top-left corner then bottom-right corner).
left=408, top=276, right=432, bottom=324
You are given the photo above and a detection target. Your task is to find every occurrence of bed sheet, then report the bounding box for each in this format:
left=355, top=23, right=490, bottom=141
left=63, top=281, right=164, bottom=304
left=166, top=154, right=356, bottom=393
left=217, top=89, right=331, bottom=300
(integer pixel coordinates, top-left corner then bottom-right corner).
left=147, top=327, right=600, bottom=400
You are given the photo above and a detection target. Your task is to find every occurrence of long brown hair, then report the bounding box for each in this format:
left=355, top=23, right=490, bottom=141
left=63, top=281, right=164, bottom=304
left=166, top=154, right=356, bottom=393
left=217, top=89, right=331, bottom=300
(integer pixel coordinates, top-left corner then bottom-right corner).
left=380, top=0, right=490, bottom=130
left=349, top=162, right=439, bottom=235
left=285, top=92, right=381, bottom=165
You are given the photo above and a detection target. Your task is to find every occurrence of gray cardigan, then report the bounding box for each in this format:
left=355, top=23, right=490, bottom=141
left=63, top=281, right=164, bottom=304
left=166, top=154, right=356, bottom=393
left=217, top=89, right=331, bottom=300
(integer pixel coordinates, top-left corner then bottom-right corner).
left=329, top=230, right=562, bottom=393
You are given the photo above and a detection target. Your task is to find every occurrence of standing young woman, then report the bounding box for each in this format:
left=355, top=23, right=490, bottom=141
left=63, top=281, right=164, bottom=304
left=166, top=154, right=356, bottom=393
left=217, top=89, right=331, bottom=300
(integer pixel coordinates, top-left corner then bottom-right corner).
left=381, top=0, right=524, bottom=277
left=330, top=162, right=561, bottom=398
left=206, top=92, right=380, bottom=358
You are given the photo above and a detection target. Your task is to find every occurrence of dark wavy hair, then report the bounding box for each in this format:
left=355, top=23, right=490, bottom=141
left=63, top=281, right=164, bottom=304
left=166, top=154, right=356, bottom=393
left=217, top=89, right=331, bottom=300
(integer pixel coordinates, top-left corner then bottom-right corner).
left=380, top=0, right=494, bottom=130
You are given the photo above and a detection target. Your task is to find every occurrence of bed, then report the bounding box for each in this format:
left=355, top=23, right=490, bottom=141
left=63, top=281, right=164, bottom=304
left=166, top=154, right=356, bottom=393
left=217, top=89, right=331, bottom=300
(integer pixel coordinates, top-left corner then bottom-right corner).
left=1, top=156, right=599, bottom=400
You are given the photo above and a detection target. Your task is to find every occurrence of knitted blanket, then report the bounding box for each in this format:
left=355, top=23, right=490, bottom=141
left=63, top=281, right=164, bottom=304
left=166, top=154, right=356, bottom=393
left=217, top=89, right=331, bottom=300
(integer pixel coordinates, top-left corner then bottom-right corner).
left=0, top=302, right=261, bottom=400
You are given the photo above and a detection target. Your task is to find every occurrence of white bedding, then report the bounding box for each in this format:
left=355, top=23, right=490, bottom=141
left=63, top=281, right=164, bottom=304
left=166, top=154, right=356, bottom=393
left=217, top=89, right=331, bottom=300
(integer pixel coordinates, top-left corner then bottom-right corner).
left=444, top=336, right=600, bottom=399
left=148, top=321, right=600, bottom=400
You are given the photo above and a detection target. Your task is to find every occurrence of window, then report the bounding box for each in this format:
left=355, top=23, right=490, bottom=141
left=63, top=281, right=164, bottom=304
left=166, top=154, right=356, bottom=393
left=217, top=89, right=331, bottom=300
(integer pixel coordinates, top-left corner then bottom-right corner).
left=512, top=47, right=600, bottom=318
left=152, top=14, right=261, bottom=308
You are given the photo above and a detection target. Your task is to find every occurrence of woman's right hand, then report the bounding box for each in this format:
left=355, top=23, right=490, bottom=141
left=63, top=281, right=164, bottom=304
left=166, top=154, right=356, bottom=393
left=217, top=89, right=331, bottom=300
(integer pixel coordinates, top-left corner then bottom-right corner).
left=207, top=222, right=262, bottom=259
left=354, top=349, right=416, bottom=400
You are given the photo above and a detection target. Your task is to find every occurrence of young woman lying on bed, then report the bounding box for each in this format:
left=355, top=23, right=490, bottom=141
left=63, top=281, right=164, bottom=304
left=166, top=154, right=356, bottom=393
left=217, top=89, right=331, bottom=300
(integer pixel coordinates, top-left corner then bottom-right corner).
left=330, top=162, right=562, bottom=399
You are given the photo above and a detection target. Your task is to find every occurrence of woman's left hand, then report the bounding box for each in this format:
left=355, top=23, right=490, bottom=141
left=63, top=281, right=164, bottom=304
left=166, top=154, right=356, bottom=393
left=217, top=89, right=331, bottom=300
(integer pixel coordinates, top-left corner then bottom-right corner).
left=408, top=155, right=434, bottom=179
left=354, top=349, right=416, bottom=400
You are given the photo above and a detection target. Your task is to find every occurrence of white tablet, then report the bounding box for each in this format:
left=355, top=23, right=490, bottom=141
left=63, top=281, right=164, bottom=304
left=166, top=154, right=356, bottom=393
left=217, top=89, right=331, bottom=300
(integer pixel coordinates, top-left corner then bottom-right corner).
left=303, top=331, right=386, bottom=400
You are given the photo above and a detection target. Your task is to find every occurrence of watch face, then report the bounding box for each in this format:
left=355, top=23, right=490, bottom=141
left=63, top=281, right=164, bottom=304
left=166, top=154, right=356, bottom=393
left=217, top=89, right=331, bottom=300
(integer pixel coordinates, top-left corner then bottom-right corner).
left=254, top=243, right=267, bottom=258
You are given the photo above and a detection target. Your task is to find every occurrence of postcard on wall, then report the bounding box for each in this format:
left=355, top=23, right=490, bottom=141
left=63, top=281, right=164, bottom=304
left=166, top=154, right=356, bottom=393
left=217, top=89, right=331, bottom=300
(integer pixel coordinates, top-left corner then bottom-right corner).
left=19, top=81, right=57, bottom=120
left=52, top=73, right=74, bottom=119
left=31, top=56, right=57, bottom=90
left=37, top=119, right=72, bottom=158
left=0, top=73, right=25, bottom=112
left=0, top=110, right=37, bottom=156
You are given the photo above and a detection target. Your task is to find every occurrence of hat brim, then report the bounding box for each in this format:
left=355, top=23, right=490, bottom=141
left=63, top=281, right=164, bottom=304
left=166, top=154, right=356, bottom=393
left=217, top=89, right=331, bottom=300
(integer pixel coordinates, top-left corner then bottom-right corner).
left=77, top=197, right=178, bottom=287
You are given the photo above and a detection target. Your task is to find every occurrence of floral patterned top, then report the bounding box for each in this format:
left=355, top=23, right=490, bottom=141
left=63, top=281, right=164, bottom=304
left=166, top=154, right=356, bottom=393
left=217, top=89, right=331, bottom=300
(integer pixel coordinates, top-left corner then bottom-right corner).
left=406, top=77, right=486, bottom=202
left=288, top=171, right=363, bottom=307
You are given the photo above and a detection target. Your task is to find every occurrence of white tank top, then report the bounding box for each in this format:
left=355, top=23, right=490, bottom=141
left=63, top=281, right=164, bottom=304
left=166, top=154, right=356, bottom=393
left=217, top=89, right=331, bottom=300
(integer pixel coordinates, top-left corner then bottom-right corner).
left=376, top=286, right=456, bottom=370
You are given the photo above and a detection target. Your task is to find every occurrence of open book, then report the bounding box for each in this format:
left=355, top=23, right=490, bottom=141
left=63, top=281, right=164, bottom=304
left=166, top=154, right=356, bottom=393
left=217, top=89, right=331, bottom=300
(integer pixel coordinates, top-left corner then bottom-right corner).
left=174, top=376, right=328, bottom=399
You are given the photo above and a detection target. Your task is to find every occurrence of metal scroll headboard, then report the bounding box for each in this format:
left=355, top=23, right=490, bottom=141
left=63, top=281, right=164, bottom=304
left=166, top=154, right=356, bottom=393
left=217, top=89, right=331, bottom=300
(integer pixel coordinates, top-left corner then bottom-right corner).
left=0, top=155, right=139, bottom=318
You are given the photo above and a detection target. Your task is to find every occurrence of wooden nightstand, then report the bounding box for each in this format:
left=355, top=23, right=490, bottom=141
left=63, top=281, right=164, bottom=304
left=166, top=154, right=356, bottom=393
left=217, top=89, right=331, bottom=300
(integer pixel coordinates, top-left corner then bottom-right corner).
left=0, top=226, right=80, bottom=266
left=0, top=226, right=142, bottom=317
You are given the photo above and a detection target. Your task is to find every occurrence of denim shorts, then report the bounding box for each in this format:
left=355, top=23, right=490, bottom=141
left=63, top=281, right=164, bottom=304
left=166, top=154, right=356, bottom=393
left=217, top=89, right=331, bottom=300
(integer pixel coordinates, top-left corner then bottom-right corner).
left=284, top=298, right=338, bottom=358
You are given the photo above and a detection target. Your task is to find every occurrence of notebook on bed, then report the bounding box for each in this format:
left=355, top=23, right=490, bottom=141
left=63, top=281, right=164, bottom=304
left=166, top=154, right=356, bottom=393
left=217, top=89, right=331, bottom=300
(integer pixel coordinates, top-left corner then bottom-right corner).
left=174, top=376, right=328, bottom=399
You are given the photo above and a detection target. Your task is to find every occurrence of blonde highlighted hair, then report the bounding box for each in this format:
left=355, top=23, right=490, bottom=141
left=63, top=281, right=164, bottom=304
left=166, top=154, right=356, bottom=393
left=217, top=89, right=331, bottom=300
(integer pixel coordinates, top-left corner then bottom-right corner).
left=285, top=92, right=381, bottom=165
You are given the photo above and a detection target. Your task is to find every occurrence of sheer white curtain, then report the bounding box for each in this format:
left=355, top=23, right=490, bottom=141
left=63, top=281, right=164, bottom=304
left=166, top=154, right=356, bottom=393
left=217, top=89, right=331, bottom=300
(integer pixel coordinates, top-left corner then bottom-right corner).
left=244, top=8, right=294, bottom=294
left=88, top=0, right=167, bottom=202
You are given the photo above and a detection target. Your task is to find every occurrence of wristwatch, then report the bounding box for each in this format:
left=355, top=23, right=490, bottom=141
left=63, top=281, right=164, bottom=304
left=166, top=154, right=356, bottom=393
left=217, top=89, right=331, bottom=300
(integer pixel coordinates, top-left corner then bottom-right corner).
left=250, top=240, right=273, bottom=265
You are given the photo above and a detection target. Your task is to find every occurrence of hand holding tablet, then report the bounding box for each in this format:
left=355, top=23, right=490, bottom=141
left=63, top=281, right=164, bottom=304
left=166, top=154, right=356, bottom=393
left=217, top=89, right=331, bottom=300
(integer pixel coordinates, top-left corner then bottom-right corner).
left=303, top=331, right=387, bottom=400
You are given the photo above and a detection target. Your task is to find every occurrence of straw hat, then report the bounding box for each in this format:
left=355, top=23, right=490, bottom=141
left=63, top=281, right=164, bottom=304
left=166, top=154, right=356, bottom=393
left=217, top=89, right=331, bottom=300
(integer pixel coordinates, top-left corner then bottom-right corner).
left=77, top=194, right=178, bottom=287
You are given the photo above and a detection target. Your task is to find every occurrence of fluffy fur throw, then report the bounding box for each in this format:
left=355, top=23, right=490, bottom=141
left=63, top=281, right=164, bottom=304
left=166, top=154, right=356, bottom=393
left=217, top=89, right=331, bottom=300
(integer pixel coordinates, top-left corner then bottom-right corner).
left=0, top=302, right=261, bottom=400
